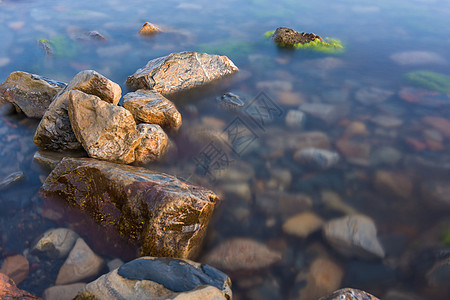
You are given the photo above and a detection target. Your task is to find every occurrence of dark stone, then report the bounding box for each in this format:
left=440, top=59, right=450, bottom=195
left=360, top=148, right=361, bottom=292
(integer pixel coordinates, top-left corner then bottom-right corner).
left=272, top=27, right=324, bottom=47
left=40, top=157, right=219, bottom=259
left=118, top=257, right=229, bottom=293
left=320, top=288, right=379, bottom=300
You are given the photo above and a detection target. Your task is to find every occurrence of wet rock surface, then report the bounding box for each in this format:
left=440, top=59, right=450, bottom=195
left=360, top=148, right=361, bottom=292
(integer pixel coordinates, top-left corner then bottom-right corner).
left=75, top=256, right=231, bottom=300
left=0, top=71, right=66, bottom=118
left=272, top=27, right=324, bottom=47
left=68, top=90, right=141, bottom=164
left=31, top=227, right=79, bottom=259
left=0, top=273, right=40, bottom=299
left=33, top=70, right=122, bottom=151
left=123, top=89, right=182, bottom=129
left=134, top=123, right=168, bottom=164
left=294, top=147, right=340, bottom=170
left=40, top=157, right=219, bottom=258
left=320, top=288, right=380, bottom=300
left=126, top=51, right=238, bottom=95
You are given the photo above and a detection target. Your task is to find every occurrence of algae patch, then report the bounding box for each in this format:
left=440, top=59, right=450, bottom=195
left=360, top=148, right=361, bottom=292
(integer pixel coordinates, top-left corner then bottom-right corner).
left=405, top=70, right=450, bottom=94
left=264, top=30, right=344, bottom=53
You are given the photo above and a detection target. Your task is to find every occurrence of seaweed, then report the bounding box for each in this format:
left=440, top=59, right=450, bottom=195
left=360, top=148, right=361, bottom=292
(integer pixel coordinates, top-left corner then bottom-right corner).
left=404, top=70, right=450, bottom=94
left=38, top=35, right=80, bottom=58
left=263, top=31, right=344, bottom=53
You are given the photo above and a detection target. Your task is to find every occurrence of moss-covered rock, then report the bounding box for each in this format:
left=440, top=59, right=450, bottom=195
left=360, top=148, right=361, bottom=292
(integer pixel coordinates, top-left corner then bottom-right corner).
left=404, top=70, right=450, bottom=94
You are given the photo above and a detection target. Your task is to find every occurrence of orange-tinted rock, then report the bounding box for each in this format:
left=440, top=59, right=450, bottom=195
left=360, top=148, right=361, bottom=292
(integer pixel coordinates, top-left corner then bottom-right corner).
left=0, top=273, right=39, bottom=299
left=0, top=254, right=29, bottom=285
left=344, top=121, right=368, bottom=137
left=40, top=157, right=219, bottom=259
left=335, top=138, right=371, bottom=166
left=374, top=170, right=413, bottom=199
left=423, top=116, right=450, bottom=138
left=139, top=22, right=162, bottom=36
left=126, top=52, right=238, bottom=96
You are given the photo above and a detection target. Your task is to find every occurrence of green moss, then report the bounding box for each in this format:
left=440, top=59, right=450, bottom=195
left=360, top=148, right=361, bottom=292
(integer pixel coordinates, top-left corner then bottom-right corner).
left=38, top=35, right=80, bottom=58
left=405, top=70, right=450, bottom=94
left=263, top=30, right=275, bottom=38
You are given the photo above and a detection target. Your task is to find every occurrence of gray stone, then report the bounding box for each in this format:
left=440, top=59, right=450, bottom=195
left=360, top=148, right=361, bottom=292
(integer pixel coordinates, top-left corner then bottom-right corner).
left=369, top=146, right=402, bottom=166
left=355, top=87, right=394, bottom=105
left=68, top=90, right=141, bottom=164
left=107, top=258, right=124, bottom=272
left=56, top=238, right=104, bottom=285
left=31, top=228, right=79, bottom=259
left=323, top=214, right=385, bottom=259
left=320, top=288, right=380, bottom=300
left=33, top=150, right=87, bottom=170
left=294, top=147, right=339, bottom=169
left=0, top=71, right=66, bottom=118
left=298, top=103, right=343, bottom=124
left=134, top=124, right=168, bottom=164
left=75, top=257, right=231, bottom=300
left=33, top=70, right=122, bottom=151
left=43, top=283, right=86, bottom=300
left=123, top=89, right=182, bottom=129
left=0, top=171, right=24, bottom=190
left=285, top=109, right=306, bottom=129
left=126, top=52, right=238, bottom=95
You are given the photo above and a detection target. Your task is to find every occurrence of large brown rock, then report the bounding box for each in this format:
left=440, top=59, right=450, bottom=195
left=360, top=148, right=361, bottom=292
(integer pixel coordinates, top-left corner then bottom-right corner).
left=33, top=70, right=122, bottom=151
left=68, top=90, right=141, bottom=164
left=0, top=273, right=40, bottom=299
left=40, top=157, right=219, bottom=258
left=123, top=89, right=182, bottom=129
left=126, top=52, right=238, bottom=95
left=0, top=71, right=66, bottom=118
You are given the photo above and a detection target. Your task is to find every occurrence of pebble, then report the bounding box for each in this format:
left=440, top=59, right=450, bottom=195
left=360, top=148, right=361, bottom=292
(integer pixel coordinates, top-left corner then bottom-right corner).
left=344, top=121, right=368, bottom=137
left=285, top=109, right=306, bottom=129
left=282, top=211, right=324, bottom=238
left=294, top=147, right=340, bottom=169
left=321, top=190, right=358, bottom=215
left=422, top=116, right=450, bottom=138
left=390, top=51, right=447, bottom=66
left=203, top=238, right=282, bottom=271
left=299, top=103, right=342, bottom=124
left=278, top=91, right=305, bottom=106
left=355, top=87, right=394, bottom=105
left=55, top=238, right=105, bottom=285
left=371, top=115, right=403, bottom=128
left=0, top=254, right=29, bottom=285
left=31, top=228, right=79, bottom=259
left=0, top=171, right=24, bottom=190
left=335, top=138, right=371, bottom=166
left=43, top=283, right=86, bottom=300
left=323, top=214, right=385, bottom=259
left=369, top=146, right=402, bottom=166
left=374, top=170, right=413, bottom=199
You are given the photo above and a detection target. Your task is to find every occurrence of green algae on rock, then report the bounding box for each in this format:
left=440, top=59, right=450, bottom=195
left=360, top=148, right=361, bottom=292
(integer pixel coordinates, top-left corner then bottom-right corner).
left=404, top=70, right=450, bottom=94
left=265, top=27, right=344, bottom=53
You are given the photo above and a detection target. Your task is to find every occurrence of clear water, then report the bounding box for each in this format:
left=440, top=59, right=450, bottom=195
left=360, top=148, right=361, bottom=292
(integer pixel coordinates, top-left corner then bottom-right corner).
left=1, top=0, right=450, bottom=298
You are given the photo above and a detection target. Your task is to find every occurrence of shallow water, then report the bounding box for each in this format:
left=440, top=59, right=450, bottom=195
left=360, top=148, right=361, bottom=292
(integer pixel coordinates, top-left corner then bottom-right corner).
left=1, top=0, right=450, bottom=298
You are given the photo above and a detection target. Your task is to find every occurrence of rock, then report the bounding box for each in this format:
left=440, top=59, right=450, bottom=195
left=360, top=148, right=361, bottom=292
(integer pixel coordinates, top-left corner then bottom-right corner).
left=323, top=214, right=385, bottom=259
left=291, top=131, right=330, bottom=152
left=0, top=171, right=24, bottom=190
left=321, top=190, right=358, bottom=215
left=320, top=288, right=379, bottom=300
left=203, top=238, right=282, bottom=271
left=422, top=116, right=450, bottom=138
left=283, top=211, right=324, bottom=238
left=369, top=146, right=402, bottom=166
left=40, top=157, right=219, bottom=258
left=216, top=92, right=245, bottom=110
left=122, top=89, right=182, bottom=129
left=426, top=256, right=450, bottom=287
left=299, top=103, right=342, bottom=124
left=31, top=228, right=79, bottom=259
left=0, top=71, right=66, bottom=118
left=34, top=70, right=122, bottom=151
left=256, top=190, right=313, bottom=218
left=374, top=170, right=413, bottom=199
left=0, top=273, right=39, bottom=299
left=291, top=257, right=344, bottom=300
left=43, top=283, right=86, bottom=300
left=272, top=27, right=324, bottom=47
left=0, top=254, right=29, bottom=285
left=294, top=147, right=340, bottom=169
left=285, top=109, right=306, bottom=129
left=344, top=121, right=368, bottom=137
left=134, top=124, right=168, bottom=164
left=107, top=258, right=124, bottom=271
left=267, top=168, right=292, bottom=191
left=75, top=257, right=231, bottom=300
left=355, top=87, right=394, bottom=105
left=56, top=237, right=104, bottom=285
left=126, top=52, right=238, bottom=95
left=335, top=138, right=371, bottom=166
left=68, top=90, right=141, bottom=164
left=399, top=87, right=450, bottom=107
left=371, top=115, right=403, bottom=128
left=33, top=150, right=87, bottom=170
left=278, top=91, right=305, bottom=106
left=221, top=182, right=252, bottom=203
left=139, top=22, right=162, bottom=36
left=421, top=180, right=450, bottom=210
left=390, top=51, right=447, bottom=66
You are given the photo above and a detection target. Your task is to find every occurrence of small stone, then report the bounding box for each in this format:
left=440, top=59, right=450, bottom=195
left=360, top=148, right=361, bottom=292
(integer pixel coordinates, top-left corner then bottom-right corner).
left=422, top=116, right=450, bottom=138
left=220, top=182, right=252, bottom=203
left=283, top=212, right=324, bottom=238
left=390, top=51, right=447, bottom=66
left=294, top=147, right=340, bottom=169
left=335, top=138, right=371, bottom=166
left=107, top=258, right=124, bottom=271
left=374, top=170, right=413, bottom=199
left=321, top=190, right=358, bottom=215
left=123, top=89, right=182, bottom=129
left=355, top=87, right=394, bottom=105
left=268, top=168, right=292, bottom=191
left=278, top=91, right=305, bottom=106
left=203, top=238, right=282, bottom=271
left=43, top=283, right=86, bottom=300
left=139, top=22, right=162, bottom=36
left=421, top=180, right=450, bottom=210
left=285, top=109, right=306, bottom=129
left=55, top=238, right=105, bottom=285
left=0, top=254, right=29, bottom=285
left=369, top=146, right=402, bottom=166
left=323, top=214, right=385, bottom=259
left=0, top=171, right=24, bottom=190
left=320, top=288, right=380, bottom=300
left=0, top=273, right=39, bottom=299
left=31, top=228, right=79, bottom=259
left=134, top=123, right=168, bottom=164
left=291, top=131, right=330, bottom=152
left=344, top=121, right=368, bottom=137
left=371, top=114, right=403, bottom=128
left=299, top=103, right=342, bottom=124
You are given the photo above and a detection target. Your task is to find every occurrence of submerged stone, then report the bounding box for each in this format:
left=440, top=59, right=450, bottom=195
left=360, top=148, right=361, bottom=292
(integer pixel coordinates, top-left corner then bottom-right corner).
left=31, top=227, right=79, bottom=259
left=319, top=288, right=380, bottom=300
left=272, top=27, right=324, bottom=47
left=294, top=147, right=340, bottom=170
left=40, top=157, right=219, bottom=258
left=0, top=273, right=39, bottom=299
left=75, top=257, right=231, bottom=300
left=0, top=71, right=66, bottom=118
left=139, top=22, right=162, bottom=36
left=126, top=51, right=238, bottom=95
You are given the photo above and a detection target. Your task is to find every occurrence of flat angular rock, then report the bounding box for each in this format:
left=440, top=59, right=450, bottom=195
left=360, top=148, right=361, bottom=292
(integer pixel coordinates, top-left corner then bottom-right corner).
left=126, top=52, right=238, bottom=95
left=43, top=283, right=86, bottom=300
left=40, top=157, right=219, bottom=258
left=203, top=237, right=282, bottom=271
left=0, top=273, right=39, bottom=299
left=123, top=89, right=182, bottom=129
left=68, top=90, right=141, bottom=164
left=34, top=70, right=122, bottom=151
left=0, top=254, right=29, bottom=285
left=134, top=123, right=168, bottom=164
left=0, top=71, right=66, bottom=118
left=56, top=238, right=104, bottom=285
left=320, top=288, right=379, bottom=300
left=323, top=214, right=385, bottom=259
left=75, top=257, right=231, bottom=300
left=31, top=227, right=79, bottom=259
